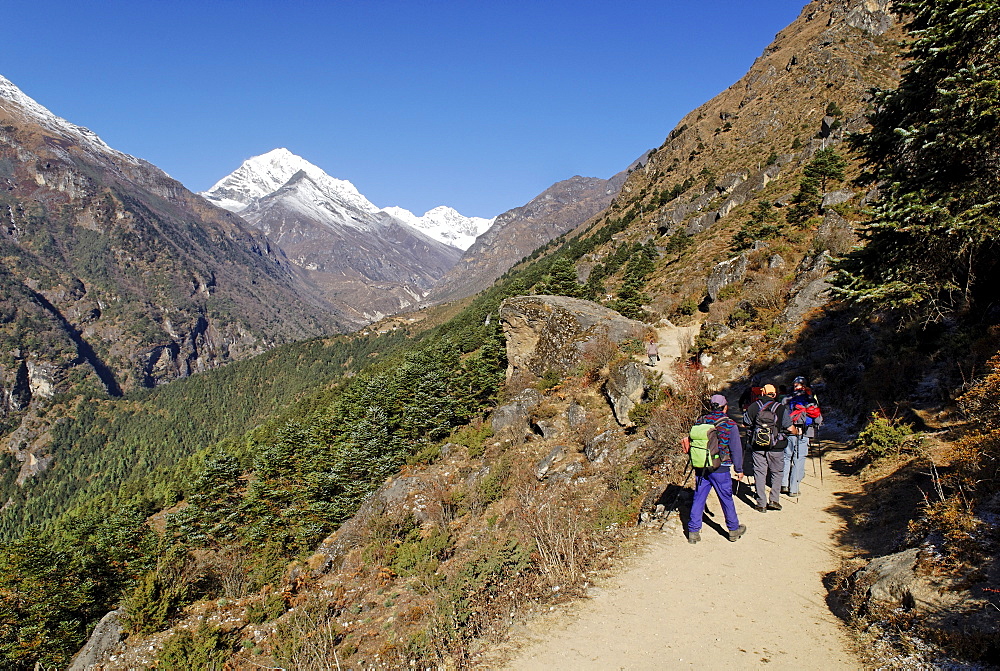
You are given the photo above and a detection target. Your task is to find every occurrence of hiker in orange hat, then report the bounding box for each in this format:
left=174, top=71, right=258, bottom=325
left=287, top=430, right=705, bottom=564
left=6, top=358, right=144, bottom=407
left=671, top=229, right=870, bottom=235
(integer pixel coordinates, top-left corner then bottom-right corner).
left=742, top=383, right=794, bottom=512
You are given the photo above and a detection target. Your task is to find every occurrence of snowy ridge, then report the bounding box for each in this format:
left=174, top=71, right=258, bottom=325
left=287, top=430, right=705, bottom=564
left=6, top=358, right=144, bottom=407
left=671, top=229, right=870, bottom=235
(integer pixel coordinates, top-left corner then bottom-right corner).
left=381, top=206, right=493, bottom=250
left=247, top=171, right=380, bottom=233
left=0, top=74, right=138, bottom=165
left=204, top=148, right=495, bottom=249
left=202, top=148, right=378, bottom=215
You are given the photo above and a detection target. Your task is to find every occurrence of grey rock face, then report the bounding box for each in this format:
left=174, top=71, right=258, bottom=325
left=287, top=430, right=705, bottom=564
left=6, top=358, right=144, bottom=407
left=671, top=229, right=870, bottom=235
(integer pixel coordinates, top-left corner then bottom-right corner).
left=845, top=0, right=894, bottom=35
left=535, top=445, right=567, bottom=480
left=784, top=277, right=832, bottom=325
left=567, top=402, right=588, bottom=429
left=707, top=253, right=750, bottom=301
left=685, top=210, right=720, bottom=235
left=585, top=430, right=615, bottom=462
left=499, top=296, right=647, bottom=382
left=534, top=417, right=566, bottom=440
left=604, top=361, right=648, bottom=427
left=490, top=388, right=542, bottom=440
left=715, top=172, right=748, bottom=196
left=67, top=609, right=123, bottom=671
left=855, top=548, right=961, bottom=612
left=821, top=190, right=855, bottom=209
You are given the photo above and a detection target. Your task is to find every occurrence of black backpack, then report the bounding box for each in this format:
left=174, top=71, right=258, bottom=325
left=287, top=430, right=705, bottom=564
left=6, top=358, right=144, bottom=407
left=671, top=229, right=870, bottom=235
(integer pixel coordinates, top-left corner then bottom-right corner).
left=752, top=400, right=785, bottom=450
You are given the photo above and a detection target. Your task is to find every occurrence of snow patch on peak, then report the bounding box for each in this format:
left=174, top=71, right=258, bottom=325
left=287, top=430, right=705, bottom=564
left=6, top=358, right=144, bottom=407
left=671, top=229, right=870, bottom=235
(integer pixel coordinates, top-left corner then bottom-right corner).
left=257, top=170, right=379, bottom=233
left=201, top=148, right=378, bottom=215
left=0, top=73, right=138, bottom=163
left=380, top=205, right=494, bottom=250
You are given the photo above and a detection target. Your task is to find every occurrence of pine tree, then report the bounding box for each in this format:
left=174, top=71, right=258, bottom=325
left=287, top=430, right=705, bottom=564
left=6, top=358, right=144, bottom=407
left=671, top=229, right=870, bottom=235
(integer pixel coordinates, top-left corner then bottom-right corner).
left=803, top=148, right=847, bottom=192
left=834, top=0, right=1000, bottom=323
left=538, top=256, right=581, bottom=297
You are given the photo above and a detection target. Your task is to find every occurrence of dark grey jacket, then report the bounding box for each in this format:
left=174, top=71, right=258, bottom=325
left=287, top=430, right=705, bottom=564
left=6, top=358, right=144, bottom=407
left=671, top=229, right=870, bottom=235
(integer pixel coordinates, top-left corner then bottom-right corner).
left=742, top=396, right=793, bottom=450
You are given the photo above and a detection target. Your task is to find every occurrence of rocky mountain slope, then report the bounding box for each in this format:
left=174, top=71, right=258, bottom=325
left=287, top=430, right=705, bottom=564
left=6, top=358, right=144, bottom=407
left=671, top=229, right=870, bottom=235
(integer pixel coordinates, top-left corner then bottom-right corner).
left=426, top=172, right=628, bottom=305
left=202, top=148, right=478, bottom=321
left=0, top=76, right=349, bottom=400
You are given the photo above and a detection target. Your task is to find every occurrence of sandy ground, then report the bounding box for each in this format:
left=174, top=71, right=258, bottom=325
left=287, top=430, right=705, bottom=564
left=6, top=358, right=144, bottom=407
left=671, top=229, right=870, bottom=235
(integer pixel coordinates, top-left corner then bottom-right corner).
left=503, top=439, right=860, bottom=670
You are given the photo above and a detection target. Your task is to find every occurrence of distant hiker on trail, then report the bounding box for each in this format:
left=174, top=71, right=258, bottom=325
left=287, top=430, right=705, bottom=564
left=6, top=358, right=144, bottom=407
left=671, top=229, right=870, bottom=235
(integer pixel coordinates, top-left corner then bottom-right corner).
left=743, top=384, right=793, bottom=512
left=646, top=336, right=659, bottom=367
left=686, top=393, right=746, bottom=544
left=781, top=376, right=822, bottom=497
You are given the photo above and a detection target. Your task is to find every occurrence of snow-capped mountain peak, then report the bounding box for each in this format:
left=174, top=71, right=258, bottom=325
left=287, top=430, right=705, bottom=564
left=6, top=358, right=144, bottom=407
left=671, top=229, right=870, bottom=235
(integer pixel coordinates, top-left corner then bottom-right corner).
left=201, top=148, right=378, bottom=215
left=380, top=205, right=494, bottom=250
left=0, top=74, right=138, bottom=165
left=203, top=148, right=495, bottom=249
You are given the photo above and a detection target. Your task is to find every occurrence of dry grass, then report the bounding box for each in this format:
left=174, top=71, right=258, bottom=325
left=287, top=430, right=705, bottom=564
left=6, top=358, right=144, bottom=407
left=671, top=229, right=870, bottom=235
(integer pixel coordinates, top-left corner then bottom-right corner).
left=515, top=481, right=590, bottom=587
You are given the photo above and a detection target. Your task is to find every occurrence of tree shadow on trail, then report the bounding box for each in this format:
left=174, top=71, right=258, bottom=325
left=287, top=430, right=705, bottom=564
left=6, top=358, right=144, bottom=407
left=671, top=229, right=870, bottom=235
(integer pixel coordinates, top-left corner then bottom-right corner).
left=818, top=440, right=933, bottom=559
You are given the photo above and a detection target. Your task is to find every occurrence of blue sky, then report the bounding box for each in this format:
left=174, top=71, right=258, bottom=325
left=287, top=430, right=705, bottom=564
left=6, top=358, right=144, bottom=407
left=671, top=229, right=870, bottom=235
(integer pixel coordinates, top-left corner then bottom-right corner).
left=3, top=1, right=807, bottom=218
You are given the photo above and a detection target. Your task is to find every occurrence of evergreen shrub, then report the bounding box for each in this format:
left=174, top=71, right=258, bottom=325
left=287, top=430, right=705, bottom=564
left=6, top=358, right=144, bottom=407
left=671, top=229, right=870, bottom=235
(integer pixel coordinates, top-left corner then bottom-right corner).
left=855, top=412, right=918, bottom=459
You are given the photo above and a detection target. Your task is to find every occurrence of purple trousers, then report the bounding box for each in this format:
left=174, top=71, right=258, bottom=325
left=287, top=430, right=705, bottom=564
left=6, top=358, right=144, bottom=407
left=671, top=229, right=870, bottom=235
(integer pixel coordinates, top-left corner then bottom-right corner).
left=687, top=466, right=741, bottom=533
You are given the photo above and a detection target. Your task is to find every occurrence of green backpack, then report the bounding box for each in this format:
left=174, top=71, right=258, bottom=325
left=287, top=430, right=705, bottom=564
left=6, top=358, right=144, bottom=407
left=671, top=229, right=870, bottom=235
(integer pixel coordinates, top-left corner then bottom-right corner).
left=689, top=421, right=722, bottom=470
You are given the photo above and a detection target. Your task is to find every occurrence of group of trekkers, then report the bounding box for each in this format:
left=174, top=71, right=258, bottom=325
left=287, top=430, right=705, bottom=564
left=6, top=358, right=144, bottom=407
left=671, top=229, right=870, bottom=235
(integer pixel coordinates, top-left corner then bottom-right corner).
left=684, top=376, right=823, bottom=544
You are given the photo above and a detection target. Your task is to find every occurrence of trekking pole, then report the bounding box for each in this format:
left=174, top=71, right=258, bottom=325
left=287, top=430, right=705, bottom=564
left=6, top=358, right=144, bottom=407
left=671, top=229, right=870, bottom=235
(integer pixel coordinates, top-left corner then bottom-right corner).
left=663, top=463, right=695, bottom=523
left=818, top=442, right=824, bottom=484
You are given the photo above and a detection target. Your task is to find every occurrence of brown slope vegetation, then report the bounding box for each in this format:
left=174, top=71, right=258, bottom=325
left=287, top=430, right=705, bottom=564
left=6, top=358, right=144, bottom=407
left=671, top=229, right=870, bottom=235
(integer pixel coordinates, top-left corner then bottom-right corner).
left=580, top=0, right=900, bottom=314
left=427, top=172, right=630, bottom=306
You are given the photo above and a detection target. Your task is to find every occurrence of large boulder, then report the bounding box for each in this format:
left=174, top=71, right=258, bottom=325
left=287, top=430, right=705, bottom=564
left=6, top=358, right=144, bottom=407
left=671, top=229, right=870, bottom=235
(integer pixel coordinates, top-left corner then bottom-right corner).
left=67, top=609, right=123, bottom=671
left=499, top=296, right=646, bottom=381
left=706, top=253, right=750, bottom=302
left=490, top=387, right=542, bottom=440
left=821, top=190, right=855, bottom=209
left=604, top=360, right=648, bottom=427
left=854, top=548, right=962, bottom=612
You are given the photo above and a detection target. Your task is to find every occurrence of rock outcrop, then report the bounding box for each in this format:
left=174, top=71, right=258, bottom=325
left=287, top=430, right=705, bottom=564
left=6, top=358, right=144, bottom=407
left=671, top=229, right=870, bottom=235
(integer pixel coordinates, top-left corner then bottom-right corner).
left=499, top=296, right=647, bottom=382
left=67, top=609, right=123, bottom=671
left=490, top=388, right=543, bottom=441
left=707, top=253, right=750, bottom=302
left=604, top=361, right=648, bottom=427
left=830, top=548, right=963, bottom=620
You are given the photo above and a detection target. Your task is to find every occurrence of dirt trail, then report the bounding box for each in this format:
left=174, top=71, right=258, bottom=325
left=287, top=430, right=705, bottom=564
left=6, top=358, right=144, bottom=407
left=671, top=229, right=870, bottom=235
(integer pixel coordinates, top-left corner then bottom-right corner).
left=504, top=439, right=859, bottom=670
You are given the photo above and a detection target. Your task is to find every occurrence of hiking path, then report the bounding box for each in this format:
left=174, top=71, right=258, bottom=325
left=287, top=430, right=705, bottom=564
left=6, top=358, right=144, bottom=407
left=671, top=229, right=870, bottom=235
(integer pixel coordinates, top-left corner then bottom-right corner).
left=501, top=439, right=859, bottom=670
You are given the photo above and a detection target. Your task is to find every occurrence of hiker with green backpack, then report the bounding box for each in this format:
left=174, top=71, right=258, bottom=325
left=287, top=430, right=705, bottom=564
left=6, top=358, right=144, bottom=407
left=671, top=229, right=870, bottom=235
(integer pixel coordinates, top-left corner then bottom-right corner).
left=684, top=393, right=746, bottom=544
left=743, top=384, right=795, bottom=512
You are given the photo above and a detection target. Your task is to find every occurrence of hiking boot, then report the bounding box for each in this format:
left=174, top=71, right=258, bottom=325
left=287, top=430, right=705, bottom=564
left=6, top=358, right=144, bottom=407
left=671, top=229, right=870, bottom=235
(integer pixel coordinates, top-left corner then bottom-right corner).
left=753, top=504, right=767, bottom=513
left=766, top=502, right=782, bottom=511
left=688, top=531, right=701, bottom=544
left=728, top=525, right=747, bottom=542
left=780, top=487, right=790, bottom=495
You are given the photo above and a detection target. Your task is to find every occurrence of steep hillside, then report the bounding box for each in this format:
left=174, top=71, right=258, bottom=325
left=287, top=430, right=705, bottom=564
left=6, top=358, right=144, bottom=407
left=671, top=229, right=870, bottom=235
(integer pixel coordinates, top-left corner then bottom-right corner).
left=0, top=77, right=351, bottom=386
left=569, top=0, right=900, bottom=321
left=427, top=172, right=628, bottom=305
left=0, top=76, right=361, bottom=488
